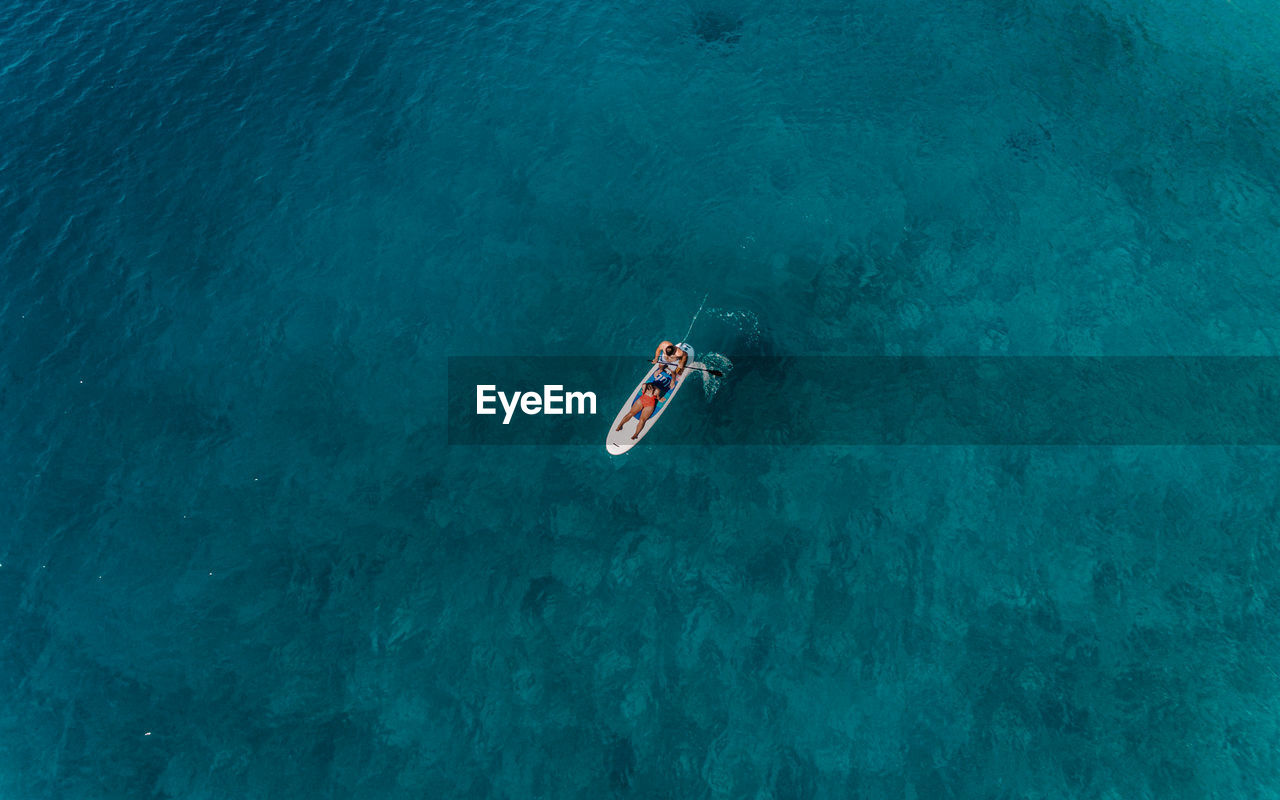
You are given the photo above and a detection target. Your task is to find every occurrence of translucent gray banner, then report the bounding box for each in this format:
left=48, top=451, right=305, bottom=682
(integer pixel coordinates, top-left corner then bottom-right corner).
left=448, top=357, right=1280, bottom=445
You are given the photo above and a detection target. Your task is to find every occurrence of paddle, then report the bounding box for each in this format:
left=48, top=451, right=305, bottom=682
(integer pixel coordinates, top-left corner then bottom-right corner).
left=652, top=360, right=723, bottom=377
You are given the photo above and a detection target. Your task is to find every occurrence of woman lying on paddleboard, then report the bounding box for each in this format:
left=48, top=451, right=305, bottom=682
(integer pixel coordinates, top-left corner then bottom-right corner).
left=614, top=382, right=663, bottom=440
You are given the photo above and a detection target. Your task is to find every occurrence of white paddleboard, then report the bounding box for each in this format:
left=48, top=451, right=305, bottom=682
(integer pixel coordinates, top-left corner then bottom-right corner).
left=605, top=343, right=696, bottom=455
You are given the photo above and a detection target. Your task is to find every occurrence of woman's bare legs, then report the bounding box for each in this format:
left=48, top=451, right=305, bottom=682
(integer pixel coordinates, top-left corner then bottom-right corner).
left=631, top=405, right=656, bottom=439
left=615, top=399, right=646, bottom=431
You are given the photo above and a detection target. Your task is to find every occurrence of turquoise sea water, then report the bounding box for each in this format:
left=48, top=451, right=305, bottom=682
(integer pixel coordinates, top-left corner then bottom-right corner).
left=5, top=0, right=1280, bottom=796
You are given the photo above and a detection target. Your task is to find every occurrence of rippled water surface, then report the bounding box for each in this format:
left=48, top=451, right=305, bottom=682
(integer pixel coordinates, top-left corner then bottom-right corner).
left=5, top=0, right=1280, bottom=796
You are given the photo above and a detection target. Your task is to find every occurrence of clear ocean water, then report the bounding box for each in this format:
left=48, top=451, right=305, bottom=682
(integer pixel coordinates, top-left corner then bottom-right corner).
left=4, top=0, right=1280, bottom=796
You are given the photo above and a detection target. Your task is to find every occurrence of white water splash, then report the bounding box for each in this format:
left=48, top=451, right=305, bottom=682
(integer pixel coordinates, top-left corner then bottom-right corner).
left=695, top=352, right=732, bottom=400
left=707, top=307, right=762, bottom=348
